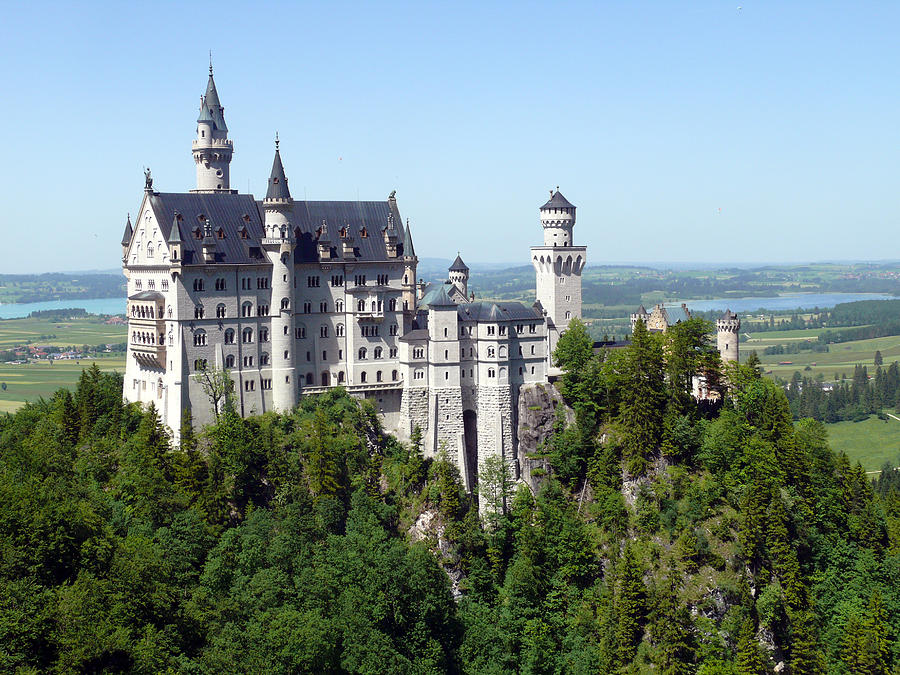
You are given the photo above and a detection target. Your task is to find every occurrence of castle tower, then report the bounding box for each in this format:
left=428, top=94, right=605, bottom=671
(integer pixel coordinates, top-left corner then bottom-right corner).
left=448, top=254, right=469, bottom=298
left=191, top=64, right=234, bottom=193
left=261, top=139, right=297, bottom=412
left=120, top=214, right=133, bottom=261
left=530, top=189, right=587, bottom=361
left=401, top=217, right=418, bottom=311
left=716, top=310, right=740, bottom=363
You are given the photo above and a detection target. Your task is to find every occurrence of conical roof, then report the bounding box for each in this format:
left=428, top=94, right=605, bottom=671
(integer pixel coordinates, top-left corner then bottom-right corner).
left=120, top=214, right=133, bottom=246
left=265, top=146, right=292, bottom=201
left=402, top=218, right=416, bottom=257
left=636, top=304, right=648, bottom=315
left=167, top=213, right=182, bottom=244
left=203, top=68, right=227, bottom=131
left=540, top=189, right=575, bottom=210
left=720, top=309, right=737, bottom=320
left=449, top=253, right=468, bottom=272
left=197, top=99, right=214, bottom=124
left=428, top=284, right=455, bottom=307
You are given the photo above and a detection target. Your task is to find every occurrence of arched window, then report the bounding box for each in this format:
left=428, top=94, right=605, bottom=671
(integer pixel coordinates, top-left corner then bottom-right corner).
left=357, top=299, right=365, bottom=312
left=374, top=347, right=382, bottom=359
left=260, top=328, right=269, bottom=342
left=281, top=297, right=290, bottom=310
left=193, top=329, right=207, bottom=346
left=305, top=373, right=313, bottom=385
left=391, top=369, right=398, bottom=381
left=389, top=298, right=396, bottom=311
left=358, top=347, right=367, bottom=360
left=322, top=372, right=330, bottom=386
left=338, top=371, right=345, bottom=383
left=320, top=325, right=329, bottom=338
left=225, top=354, right=235, bottom=368
left=376, top=371, right=382, bottom=382
left=296, top=325, right=306, bottom=339
left=194, top=305, right=205, bottom=319
left=487, top=347, right=495, bottom=358
left=360, top=371, right=367, bottom=383
left=499, top=346, right=507, bottom=359
left=241, top=301, right=253, bottom=317
left=224, top=328, right=235, bottom=344
left=216, top=303, right=226, bottom=318
left=335, top=299, right=344, bottom=312
left=167, top=306, right=173, bottom=318
left=147, top=244, right=154, bottom=258
left=242, top=327, right=253, bottom=343
left=261, top=352, right=270, bottom=365
left=336, top=323, right=345, bottom=337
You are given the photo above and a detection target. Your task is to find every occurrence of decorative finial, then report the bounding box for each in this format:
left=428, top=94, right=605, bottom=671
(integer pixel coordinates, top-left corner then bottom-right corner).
left=209, top=51, right=213, bottom=75
left=275, top=131, right=279, bottom=151
left=549, top=189, right=553, bottom=197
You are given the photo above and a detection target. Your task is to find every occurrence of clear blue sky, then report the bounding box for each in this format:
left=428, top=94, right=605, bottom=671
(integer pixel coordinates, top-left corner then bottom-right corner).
left=1, top=1, right=898, bottom=273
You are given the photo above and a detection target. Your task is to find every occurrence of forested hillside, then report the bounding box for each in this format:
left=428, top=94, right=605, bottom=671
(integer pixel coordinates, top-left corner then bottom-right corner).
left=1, top=323, right=899, bottom=673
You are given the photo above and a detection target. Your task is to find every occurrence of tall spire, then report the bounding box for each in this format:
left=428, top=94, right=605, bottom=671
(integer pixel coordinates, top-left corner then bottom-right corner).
left=120, top=214, right=133, bottom=246
left=402, top=218, right=416, bottom=257
left=265, top=136, right=292, bottom=201
left=192, top=62, right=233, bottom=192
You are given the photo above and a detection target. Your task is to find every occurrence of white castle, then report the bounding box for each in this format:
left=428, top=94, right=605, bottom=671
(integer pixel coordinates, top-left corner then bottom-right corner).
left=120, top=67, right=593, bottom=488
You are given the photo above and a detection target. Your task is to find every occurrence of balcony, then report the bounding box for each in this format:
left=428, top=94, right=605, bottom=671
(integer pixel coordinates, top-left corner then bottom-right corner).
left=131, top=342, right=166, bottom=369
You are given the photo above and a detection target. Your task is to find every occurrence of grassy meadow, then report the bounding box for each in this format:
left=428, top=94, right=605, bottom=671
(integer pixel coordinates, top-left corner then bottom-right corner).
left=0, top=316, right=127, bottom=412
left=825, top=415, right=900, bottom=472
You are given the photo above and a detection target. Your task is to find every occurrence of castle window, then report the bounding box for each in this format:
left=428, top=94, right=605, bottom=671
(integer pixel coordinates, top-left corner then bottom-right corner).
left=215, top=278, right=226, bottom=291
left=193, top=329, right=207, bottom=346
left=306, top=351, right=311, bottom=361
left=377, top=274, right=388, bottom=285
left=193, top=227, right=202, bottom=240
left=239, top=227, right=248, bottom=240
left=147, top=244, right=154, bottom=258
left=260, top=328, right=269, bottom=342
left=284, top=350, right=289, bottom=360
left=487, top=347, right=495, bottom=358
left=262, top=379, right=271, bottom=390
left=193, top=279, right=204, bottom=292
left=296, top=325, right=306, bottom=339
left=444, top=372, right=449, bottom=380
left=414, top=369, right=424, bottom=380
left=135, top=280, right=142, bottom=291
left=148, top=280, right=155, bottom=290
left=357, top=300, right=365, bottom=312
left=392, top=370, right=398, bottom=381
left=217, top=228, right=225, bottom=240
left=322, top=372, right=330, bottom=386
left=376, top=371, right=382, bottom=382
left=389, top=348, right=397, bottom=358
left=487, top=326, right=495, bottom=336
left=162, top=280, right=169, bottom=292
left=444, top=328, right=448, bottom=337
left=167, top=306, right=173, bottom=318
left=358, top=347, right=367, bottom=360
left=306, top=373, right=313, bottom=385
left=388, top=299, right=396, bottom=312
left=257, top=304, right=269, bottom=316
left=444, top=349, right=449, bottom=359
left=322, top=351, right=327, bottom=360
left=499, top=326, right=506, bottom=335
left=359, top=371, right=367, bottom=383
left=242, top=328, right=253, bottom=343
left=336, top=300, right=344, bottom=312
left=225, top=354, right=235, bottom=368
left=488, top=368, right=495, bottom=378
left=519, top=367, right=523, bottom=375
left=281, top=297, right=290, bottom=310
left=320, top=325, right=329, bottom=338
left=338, top=371, right=345, bottom=383
left=336, top=323, right=345, bottom=337
left=360, top=227, right=368, bottom=238
left=243, top=355, right=254, bottom=367
left=413, top=347, right=424, bottom=359
left=374, top=347, right=383, bottom=359
left=531, top=345, right=535, bottom=355
left=517, top=324, right=523, bottom=334
left=320, top=301, right=328, bottom=313
left=390, top=324, right=398, bottom=336
left=565, top=311, right=571, bottom=320
left=244, top=380, right=255, bottom=392
left=307, top=276, right=320, bottom=288
left=194, top=305, right=205, bottom=319
left=261, top=352, right=270, bottom=365
left=193, top=359, right=207, bottom=371
left=303, top=302, right=312, bottom=314
left=331, top=275, right=344, bottom=287
left=529, top=324, right=536, bottom=333
left=257, top=278, right=269, bottom=289
left=224, top=329, right=235, bottom=344
left=216, top=303, right=226, bottom=318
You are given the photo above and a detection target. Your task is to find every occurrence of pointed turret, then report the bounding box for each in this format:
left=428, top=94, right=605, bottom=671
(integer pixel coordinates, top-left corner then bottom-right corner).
left=167, top=213, right=183, bottom=244
left=401, top=218, right=418, bottom=311
left=121, top=214, right=133, bottom=247
left=192, top=63, right=233, bottom=193
left=402, top=218, right=416, bottom=258
left=265, top=139, right=292, bottom=202
left=448, top=253, right=470, bottom=299
left=449, top=254, right=468, bottom=272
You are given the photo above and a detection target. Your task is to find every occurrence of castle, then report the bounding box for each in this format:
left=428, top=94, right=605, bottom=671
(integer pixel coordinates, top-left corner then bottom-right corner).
left=121, top=67, right=736, bottom=488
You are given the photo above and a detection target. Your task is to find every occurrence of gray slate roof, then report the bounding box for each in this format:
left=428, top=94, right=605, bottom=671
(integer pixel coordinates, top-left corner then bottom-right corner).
left=420, top=284, right=456, bottom=308
left=121, top=215, right=133, bottom=246
left=399, top=328, right=429, bottom=342
left=540, top=189, right=575, bottom=210
left=449, top=254, right=468, bottom=272
left=265, top=149, right=292, bottom=201
left=662, top=305, right=691, bottom=324
left=128, top=290, right=165, bottom=301
left=204, top=72, right=227, bottom=131
left=457, top=301, right=543, bottom=322
left=148, top=190, right=407, bottom=265
left=402, top=218, right=416, bottom=257
left=720, top=309, right=738, bottom=320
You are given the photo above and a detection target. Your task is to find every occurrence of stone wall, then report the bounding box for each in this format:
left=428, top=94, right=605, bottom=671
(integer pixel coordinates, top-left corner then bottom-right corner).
left=516, top=381, right=574, bottom=493
left=399, top=386, right=429, bottom=445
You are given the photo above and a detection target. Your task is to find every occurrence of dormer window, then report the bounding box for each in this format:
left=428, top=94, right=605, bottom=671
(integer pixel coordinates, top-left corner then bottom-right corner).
left=193, top=226, right=202, bottom=240
left=360, top=227, right=368, bottom=238
left=216, top=227, right=225, bottom=240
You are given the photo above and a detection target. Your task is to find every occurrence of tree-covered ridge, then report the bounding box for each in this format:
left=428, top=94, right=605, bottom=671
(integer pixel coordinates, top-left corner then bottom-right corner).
left=1, top=337, right=899, bottom=673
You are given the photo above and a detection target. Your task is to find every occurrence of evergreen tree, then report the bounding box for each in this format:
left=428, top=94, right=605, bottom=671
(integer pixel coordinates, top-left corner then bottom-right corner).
left=618, top=319, right=665, bottom=475
left=735, top=617, right=766, bottom=675
left=614, top=543, right=646, bottom=666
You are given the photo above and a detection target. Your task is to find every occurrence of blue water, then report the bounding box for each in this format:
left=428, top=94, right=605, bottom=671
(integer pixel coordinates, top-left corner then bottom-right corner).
left=0, top=298, right=126, bottom=319
left=668, top=292, right=897, bottom=314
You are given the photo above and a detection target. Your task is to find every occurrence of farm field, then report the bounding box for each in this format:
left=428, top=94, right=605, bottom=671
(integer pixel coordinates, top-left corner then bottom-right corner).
left=0, top=316, right=126, bottom=349
left=0, top=357, right=126, bottom=413
left=744, top=331, right=900, bottom=381
left=825, top=416, right=900, bottom=473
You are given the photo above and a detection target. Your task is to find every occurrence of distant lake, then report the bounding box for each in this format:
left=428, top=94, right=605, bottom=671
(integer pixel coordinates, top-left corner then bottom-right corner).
left=0, top=298, right=126, bottom=319
left=669, top=292, right=897, bottom=314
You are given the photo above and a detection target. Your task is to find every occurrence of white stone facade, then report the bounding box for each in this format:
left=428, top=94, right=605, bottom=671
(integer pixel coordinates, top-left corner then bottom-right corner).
left=121, top=69, right=584, bottom=494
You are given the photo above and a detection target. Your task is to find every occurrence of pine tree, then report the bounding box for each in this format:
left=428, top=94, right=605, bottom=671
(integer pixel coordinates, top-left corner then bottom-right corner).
left=614, top=543, right=646, bottom=666
left=788, top=610, right=825, bottom=675
left=735, top=617, right=765, bottom=675
left=618, top=319, right=665, bottom=476
left=652, top=569, right=695, bottom=674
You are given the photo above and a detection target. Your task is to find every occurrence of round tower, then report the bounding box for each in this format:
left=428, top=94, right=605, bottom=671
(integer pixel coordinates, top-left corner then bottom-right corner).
left=448, top=253, right=469, bottom=298
left=261, top=138, right=297, bottom=411
left=191, top=64, right=234, bottom=193
left=539, top=187, right=576, bottom=247
left=716, top=310, right=741, bottom=363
